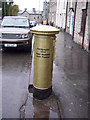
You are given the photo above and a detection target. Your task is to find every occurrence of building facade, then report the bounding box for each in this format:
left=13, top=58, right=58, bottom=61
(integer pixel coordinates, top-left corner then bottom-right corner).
left=0, top=1, right=2, bottom=19
left=56, top=0, right=67, bottom=30
left=48, top=0, right=57, bottom=26
left=66, top=0, right=89, bottom=51
left=66, top=0, right=75, bottom=35
left=73, top=1, right=89, bottom=51
left=88, top=2, right=90, bottom=50
left=48, top=0, right=89, bottom=51
left=18, top=9, right=43, bottom=24
left=43, top=0, right=49, bottom=23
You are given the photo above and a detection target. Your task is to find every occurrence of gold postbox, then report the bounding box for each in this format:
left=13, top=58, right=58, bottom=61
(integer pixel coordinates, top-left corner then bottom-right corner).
left=30, top=25, right=59, bottom=100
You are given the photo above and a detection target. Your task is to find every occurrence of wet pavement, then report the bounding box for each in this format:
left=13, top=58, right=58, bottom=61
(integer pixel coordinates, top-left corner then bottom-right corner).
left=1, top=31, right=89, bottom=119
left=29, top=31, right=89, bottom=118
left=1, top=48, right=60, bottom=119
left=53, top=32, right=89, bottom=118
left=24, top=93, right=60, bottom=118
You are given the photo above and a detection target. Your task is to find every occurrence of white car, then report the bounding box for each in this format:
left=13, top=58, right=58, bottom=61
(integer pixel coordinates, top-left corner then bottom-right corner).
left=30, top=20, right=36, bottom=27
left=0, top=16, right=32, bottom=52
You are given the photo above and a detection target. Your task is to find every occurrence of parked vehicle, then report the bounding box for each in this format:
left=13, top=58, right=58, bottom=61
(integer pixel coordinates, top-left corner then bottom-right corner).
left=30, top=20, right=36, bottom=27
left=0, top=16, right=32, bottom=52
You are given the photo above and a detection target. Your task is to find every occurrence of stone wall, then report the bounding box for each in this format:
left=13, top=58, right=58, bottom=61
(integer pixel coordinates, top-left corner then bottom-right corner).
left=48, top=0, right=57, bottom=26
left=56, top=0, right=67, bottom=30
left=74, top=2, right=83, bottom=45
left=66, top=1, right=75, bottom=34
left=88, top=1, right=90, bottom=50
left=84, top=14, right=89, bottom=51
left=74, top=2, right=89, bottom=51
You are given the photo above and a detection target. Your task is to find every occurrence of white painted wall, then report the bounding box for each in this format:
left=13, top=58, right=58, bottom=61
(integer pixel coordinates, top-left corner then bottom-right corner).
left=56, top=0, right=67, bottom=29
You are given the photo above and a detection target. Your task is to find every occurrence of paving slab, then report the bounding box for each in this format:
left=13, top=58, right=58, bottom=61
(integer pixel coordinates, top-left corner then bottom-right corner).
left=52, top=32, right=89, bottom=118
left=24, top=93, right=61, bottom=119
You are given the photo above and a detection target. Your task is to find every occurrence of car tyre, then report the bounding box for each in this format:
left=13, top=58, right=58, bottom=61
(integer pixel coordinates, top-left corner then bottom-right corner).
left=25, top=44, right=31, bottom=53
left=2, top=46, right=6, bottom=51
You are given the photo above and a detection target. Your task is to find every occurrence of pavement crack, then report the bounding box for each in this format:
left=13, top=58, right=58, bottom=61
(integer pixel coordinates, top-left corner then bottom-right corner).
left=19, top=93, right=28, bottom=119
left=53, top=92, right=62, bottom=119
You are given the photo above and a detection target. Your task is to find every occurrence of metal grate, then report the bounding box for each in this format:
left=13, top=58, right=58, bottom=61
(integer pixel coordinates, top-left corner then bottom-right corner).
left=2, top=33, right=21, bottom=39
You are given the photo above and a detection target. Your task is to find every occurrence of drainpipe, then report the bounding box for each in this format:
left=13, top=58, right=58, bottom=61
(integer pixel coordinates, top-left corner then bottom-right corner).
left=82, top=1, right=88, bottom=49
left=65, top=1, right=68, bottom=32
left=89, top=41, right=90, bottom=51
left=72, top=0, right=77, bottom=39
left=88, top=4, right=90, bottom=51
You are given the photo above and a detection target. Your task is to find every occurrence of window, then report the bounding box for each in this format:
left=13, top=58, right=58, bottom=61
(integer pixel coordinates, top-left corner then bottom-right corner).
left=81, top=9, right=86, bottom=34
left=2, top=17, right=29, bottom=28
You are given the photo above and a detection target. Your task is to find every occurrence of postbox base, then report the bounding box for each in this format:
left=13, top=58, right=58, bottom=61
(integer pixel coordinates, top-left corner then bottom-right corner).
left=33, top=86, right=52, bottom=100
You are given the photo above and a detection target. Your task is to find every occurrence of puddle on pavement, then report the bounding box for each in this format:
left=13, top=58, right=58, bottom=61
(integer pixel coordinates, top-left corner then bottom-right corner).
left=24, top=92, right=61, bottom=119
left=26, top=52, right=61, bottom=118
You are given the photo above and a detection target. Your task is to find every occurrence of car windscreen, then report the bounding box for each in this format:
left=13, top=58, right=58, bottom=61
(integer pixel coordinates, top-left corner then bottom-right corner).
left=1, top=18, right=30, bottom=28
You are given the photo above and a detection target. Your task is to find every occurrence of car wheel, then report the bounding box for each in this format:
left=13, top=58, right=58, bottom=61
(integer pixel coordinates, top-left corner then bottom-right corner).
left=25, top=44, right=31, bottom=53
left=2, top=46, right=6, bottom=51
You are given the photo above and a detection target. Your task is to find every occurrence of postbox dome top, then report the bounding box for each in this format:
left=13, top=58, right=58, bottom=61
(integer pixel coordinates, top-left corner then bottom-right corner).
left=30, top=25, right=60, bottom=35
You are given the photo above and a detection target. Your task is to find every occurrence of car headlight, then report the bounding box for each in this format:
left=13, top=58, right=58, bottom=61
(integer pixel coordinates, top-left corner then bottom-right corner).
left=0, top=33, right=2, bottom=38
left=21, top=34, right=28, bottom=39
